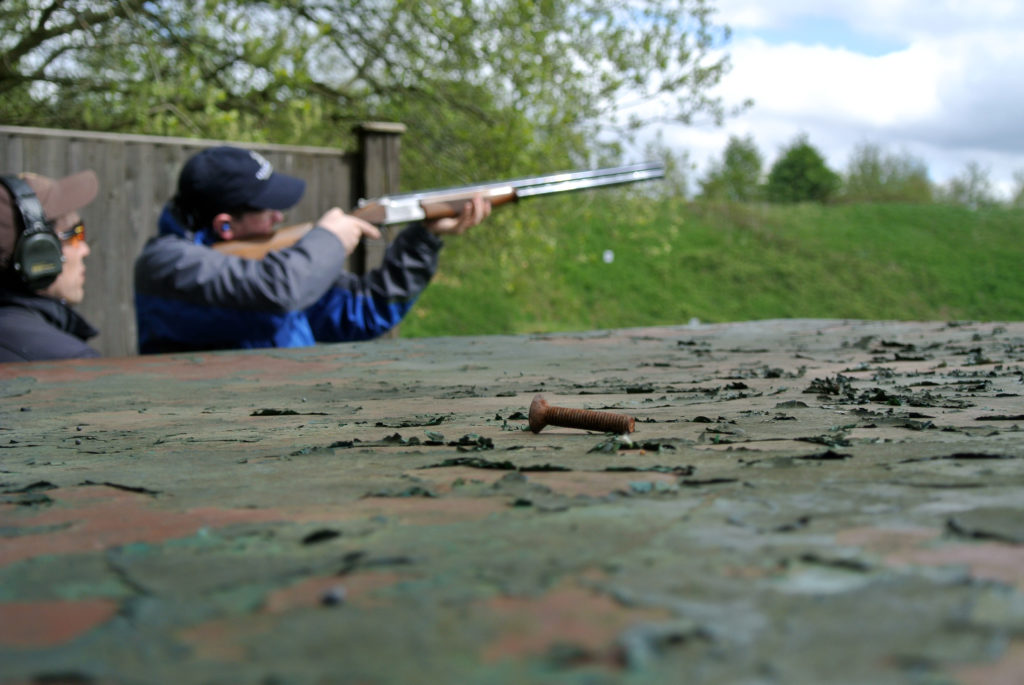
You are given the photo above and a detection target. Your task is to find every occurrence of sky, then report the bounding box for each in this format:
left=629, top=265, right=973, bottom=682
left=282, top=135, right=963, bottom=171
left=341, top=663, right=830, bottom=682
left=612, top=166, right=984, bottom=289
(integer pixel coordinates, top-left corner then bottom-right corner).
left=644, top=0, right=1024, bottom=198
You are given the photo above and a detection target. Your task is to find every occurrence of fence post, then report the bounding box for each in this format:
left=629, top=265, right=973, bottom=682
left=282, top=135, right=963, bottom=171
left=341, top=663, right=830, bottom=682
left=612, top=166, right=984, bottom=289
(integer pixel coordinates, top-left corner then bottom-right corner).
left=351, top=122, right=406, bottom=277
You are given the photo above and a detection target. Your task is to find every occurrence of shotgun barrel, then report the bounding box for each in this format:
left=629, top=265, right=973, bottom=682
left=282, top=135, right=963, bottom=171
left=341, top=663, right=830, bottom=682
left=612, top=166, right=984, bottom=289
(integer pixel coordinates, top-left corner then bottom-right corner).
left=361, top=161, right=665, bottom=207
left=214, top=161, right=665, bottom=258
left=354, top=161, right=665, bottom=226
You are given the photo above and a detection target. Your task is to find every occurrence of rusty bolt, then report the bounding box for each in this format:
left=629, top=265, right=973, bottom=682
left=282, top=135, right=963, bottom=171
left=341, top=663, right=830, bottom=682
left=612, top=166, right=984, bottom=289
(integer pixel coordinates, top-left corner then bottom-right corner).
left=528, top=394, right=635, bottom=434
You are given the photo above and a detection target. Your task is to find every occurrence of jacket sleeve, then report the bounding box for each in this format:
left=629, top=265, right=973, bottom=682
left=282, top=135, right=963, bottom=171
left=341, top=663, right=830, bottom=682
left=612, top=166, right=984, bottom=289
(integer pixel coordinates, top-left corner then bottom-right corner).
left=305, top=222, right=444, bottom=342
left=135, top=227, right=354, bottom=352
left=135, top=227, right=348, bottom=312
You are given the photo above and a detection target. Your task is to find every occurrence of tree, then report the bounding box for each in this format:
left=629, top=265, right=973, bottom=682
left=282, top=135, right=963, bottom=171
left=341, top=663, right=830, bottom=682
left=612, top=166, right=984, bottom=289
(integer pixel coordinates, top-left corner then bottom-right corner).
left=842, top=142, right=932, bottom=203
left=1011, top=170, right=1024, bottom=209
left=643, top=131, right=696, bottom=199
left=939, top=161, right=996, bottom=209
left=0, top=0, right=743, bottom=188
left=765, top=135, right=840, bottom=203
left=698, top=134, right=763, bottom=201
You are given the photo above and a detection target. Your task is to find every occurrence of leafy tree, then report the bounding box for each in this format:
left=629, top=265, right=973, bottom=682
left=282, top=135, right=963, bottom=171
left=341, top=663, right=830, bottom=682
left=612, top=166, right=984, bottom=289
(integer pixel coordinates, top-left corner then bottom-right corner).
left=842, top=142, right=932, bottom=203
left=939, top=161, right=996, bottom=209
left=1011, top=170, right=1024, bottom=209
left=0, top=0, right=744, bottom=189
left=765, top=134, right=840, bottom=203
left=630, top=128, right=697, bottom=199
left=698, top=134, right=763, bottom=201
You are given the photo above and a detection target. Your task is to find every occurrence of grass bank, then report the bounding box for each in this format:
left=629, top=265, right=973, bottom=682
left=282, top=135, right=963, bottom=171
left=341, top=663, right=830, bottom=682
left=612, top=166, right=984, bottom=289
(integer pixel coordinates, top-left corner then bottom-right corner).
left=401, top=194, right=1024, bottom=337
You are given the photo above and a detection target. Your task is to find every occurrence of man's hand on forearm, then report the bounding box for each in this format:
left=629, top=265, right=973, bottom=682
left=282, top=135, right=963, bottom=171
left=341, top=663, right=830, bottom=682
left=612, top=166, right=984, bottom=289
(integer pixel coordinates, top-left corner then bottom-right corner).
left=425, top=195, right=492, bottom=236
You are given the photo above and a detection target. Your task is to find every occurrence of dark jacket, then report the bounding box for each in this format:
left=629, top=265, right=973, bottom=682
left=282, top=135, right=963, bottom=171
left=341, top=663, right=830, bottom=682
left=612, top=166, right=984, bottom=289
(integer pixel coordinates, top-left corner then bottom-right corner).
left=133, top=206, right=444, bottom=353
left=0, top=289, right=100, bottom=362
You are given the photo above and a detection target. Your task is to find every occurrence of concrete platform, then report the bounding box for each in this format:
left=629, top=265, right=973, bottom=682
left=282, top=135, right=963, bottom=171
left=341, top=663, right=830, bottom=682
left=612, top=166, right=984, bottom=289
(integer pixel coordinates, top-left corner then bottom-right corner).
left=1, top=319, right=1023, bottom=684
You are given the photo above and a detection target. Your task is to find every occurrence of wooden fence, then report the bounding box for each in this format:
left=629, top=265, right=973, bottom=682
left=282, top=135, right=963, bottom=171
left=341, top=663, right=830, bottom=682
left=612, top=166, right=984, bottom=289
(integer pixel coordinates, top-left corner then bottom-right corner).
left=0, top=123, right=405, bottom=358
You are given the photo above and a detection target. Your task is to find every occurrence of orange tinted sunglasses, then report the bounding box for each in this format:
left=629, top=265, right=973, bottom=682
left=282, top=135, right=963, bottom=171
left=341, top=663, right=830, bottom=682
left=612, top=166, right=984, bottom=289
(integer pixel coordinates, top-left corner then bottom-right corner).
left=57, top=221, right=86, bottom=245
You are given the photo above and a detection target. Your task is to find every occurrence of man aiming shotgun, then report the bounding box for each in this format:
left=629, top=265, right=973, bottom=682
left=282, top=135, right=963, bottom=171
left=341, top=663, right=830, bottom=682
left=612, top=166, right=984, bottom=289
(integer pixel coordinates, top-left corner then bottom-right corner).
left=133, top=146, right=663, bottom=353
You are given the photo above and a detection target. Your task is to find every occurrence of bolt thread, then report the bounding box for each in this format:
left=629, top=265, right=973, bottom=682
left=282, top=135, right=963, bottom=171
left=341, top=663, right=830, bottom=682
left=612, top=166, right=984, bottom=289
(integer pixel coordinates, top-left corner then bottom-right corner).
left=546, top=406, right=634, bottom=433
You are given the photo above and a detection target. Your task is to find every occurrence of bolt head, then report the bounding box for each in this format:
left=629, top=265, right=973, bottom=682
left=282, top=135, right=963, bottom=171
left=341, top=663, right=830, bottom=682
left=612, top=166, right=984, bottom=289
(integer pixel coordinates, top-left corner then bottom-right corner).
left=528, top=394, right=549, bottom=433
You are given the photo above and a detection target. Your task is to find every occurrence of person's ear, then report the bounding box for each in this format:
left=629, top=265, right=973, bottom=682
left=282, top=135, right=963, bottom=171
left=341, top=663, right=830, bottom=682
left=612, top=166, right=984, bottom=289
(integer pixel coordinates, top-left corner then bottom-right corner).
left=212, top=212, right=234, bottom=241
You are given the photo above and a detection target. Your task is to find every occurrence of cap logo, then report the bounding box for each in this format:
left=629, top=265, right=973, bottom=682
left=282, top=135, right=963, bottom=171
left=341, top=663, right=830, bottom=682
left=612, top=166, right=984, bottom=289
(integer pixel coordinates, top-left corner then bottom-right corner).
left=249, top=151, right=273, bottom=181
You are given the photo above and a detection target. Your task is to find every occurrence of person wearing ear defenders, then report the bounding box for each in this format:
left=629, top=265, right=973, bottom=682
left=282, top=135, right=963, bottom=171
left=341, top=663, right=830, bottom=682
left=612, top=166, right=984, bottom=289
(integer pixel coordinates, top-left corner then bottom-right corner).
left=133, top=146, right=490, bottom=354
left=0, top=170, right=100, bottom=362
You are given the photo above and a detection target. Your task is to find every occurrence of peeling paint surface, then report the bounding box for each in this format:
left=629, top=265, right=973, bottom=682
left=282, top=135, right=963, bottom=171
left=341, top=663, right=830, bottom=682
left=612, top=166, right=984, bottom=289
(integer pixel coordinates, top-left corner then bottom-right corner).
left=1, top=319, right=1023, bottom=683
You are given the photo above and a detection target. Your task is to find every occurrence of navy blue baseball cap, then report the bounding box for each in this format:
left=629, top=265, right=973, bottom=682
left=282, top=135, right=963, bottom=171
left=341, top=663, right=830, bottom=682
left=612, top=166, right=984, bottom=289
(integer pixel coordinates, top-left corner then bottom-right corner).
left=176, top=146, right=306, bottom=223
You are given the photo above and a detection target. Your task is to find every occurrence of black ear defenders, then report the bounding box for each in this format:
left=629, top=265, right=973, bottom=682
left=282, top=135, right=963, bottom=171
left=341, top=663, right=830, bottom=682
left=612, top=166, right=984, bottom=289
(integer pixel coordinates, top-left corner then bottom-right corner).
left=0, top=175, right=64, bottom=290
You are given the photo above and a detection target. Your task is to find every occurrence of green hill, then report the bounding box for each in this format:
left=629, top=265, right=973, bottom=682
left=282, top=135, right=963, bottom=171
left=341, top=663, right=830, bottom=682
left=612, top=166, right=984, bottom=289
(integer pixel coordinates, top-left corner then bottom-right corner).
left=402, top=194, right=1024, bottom=337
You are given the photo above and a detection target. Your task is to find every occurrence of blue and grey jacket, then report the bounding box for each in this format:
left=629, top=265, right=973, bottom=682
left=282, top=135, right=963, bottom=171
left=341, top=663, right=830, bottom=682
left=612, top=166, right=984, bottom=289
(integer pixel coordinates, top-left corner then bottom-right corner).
left=134, top=207, right=443, bottom=353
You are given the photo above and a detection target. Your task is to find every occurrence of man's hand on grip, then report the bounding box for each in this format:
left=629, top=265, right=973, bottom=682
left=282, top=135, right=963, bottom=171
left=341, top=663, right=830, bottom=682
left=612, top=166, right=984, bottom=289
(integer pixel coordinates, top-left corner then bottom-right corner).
left=317, top=207, right=382, bottom=255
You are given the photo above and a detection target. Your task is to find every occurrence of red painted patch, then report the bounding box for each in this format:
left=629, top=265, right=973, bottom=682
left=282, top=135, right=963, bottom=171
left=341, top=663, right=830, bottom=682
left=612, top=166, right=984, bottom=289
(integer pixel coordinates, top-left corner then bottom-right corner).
left=953, top=638, right=1024, bottom=685
left=837, top=526, right=1024, bottom=588
left=0, top=486, right=293, bottom=568
left=887, top=543, right=1024, bottom=589
left=0, top=599, right=118, bottom=648
left=0, top=484, right=509, bottom=569
left=176, top=614, right=275, bottom=662
left=835, top=526, right=942, bottom=554
left=480, top=583, right=671, bottom=663
left=177, top=571, right=408, bottom=662
left=0, top=349, right=374, bottom=385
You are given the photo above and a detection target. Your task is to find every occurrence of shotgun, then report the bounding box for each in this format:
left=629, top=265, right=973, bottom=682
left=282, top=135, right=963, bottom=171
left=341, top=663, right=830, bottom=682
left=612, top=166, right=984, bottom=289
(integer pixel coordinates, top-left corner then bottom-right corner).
left=213, top=161, right=665, bottom=259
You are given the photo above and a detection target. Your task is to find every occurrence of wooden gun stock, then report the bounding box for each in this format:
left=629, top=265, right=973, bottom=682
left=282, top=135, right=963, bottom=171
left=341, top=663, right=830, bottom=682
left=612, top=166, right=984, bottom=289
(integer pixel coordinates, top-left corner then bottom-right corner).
left=213, top=162, right=663, bottom=260
left=213, top=222, right=314, bottom=259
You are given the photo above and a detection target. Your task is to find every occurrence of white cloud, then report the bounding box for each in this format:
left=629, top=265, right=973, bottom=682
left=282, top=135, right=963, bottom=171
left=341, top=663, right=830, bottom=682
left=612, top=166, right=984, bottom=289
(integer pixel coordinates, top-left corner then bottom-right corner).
left=720, top=39, right=944, bottom=128
left=717, top=0, right=1024, bottom=41
left=639, top=1, right=1024, bottom=198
